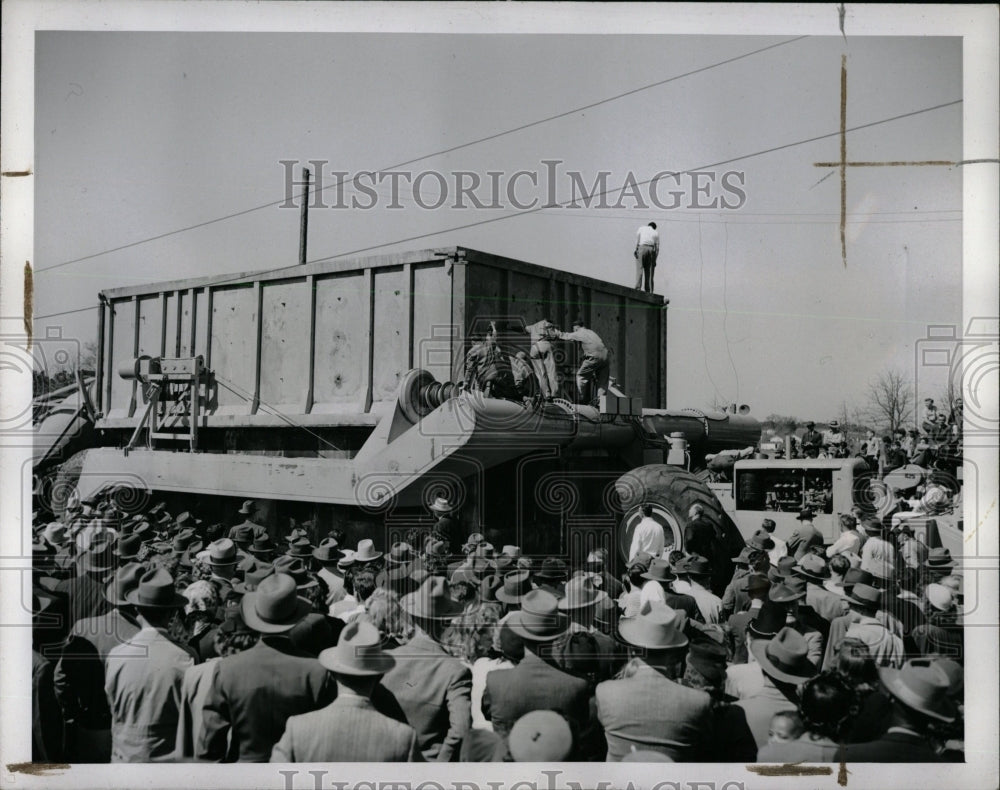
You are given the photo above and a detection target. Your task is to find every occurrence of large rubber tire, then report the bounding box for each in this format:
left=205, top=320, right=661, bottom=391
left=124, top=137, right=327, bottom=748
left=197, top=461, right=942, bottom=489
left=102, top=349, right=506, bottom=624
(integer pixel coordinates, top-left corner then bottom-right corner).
left=614, top=464, right=745, bottom=567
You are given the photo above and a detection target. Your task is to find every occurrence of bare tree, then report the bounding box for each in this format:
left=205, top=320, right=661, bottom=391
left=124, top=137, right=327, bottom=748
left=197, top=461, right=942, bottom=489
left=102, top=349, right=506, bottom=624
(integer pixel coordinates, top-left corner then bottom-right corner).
left=866, top=368, right=915, bottom=434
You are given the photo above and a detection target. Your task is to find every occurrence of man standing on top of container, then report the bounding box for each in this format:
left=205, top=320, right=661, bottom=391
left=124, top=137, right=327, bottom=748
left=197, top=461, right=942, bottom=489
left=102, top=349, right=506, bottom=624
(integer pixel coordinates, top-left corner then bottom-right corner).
left=634, top=222, right=659, bottom=293
left=556, top=317, right=609, bottom=406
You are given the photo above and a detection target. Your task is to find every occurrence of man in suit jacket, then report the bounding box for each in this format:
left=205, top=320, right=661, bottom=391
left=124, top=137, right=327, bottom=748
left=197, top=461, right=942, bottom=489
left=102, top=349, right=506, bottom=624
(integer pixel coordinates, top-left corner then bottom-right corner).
left=380, top=576, right=471, bottom=761
left=199, top=573, right=334, bottom=761
left=104, top=569, right=196, bottom=762
left=271, top=621, right=421, bottom=762
left=483, top=589, right=593, bottom=749
left=55, top=537, right=116, bottom=627
left=595, top=600, right=714, bottom=761
left=840, top=659, right=955, bottom=762
left=786, top=509, right=824, bottom=561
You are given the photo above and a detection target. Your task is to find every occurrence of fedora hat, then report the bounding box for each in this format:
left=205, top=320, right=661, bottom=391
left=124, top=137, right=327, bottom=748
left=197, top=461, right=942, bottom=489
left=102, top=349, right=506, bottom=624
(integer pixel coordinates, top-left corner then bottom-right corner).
left=746, top=599, right=787, bottom=640
left=462, top=532, right=487, bottom=553
left=82, top=537, right=116, bottom=573
left=423, top=538, right=448, bottom=558
left=240, top=572, right=311, bottom=633
left=558, top=575, right=607, bottom=611
left=401, top=575, right=464, bottom=621
left=768, top=556, right=797, bottom=584
left=319, top=620, right=396, bottom=676
left=355, top=539, right=383, bottom=563
left=793, top=553, right=831, bottom=583
left=178, top=540, right=204, bottom=568
left=750, top=627, right=818, bottom=684
left=843, top=567, right=873, bottom=590
left=501, top=544, right=521, bottom=559
left=685, top=555, right=712, bottom=577
left=618, top=600, right=688, bottom=650
left=489, top=554, right=515, bottom=576
left=796, top=508, right=815, bottom=521
left=535, top=557, right=568, bottom=581
left=924, top=548, right=956, bottom=570
left=495, top=570, right=533, bottom=604
left=508, top=711, right=573, bottom=762
left=668, top=554, right=690, bottom=575
left=148, top=501, right=167, bottom=516
left=507, top=589, right=570, bottom=642
left=231, top=525, right=255, bottom=546
left=746, top=573, right=771, bottom=595
left=640, top=558, right=676, bottom=583
left=285, top=527, right=308, bottom=544
left=594, top=595, right=619, bottom=631
left=336, top=549, right=357, bottom=571
left=847, top=583, right=882, bottom=610
left=687, top=639, right=729, bottom=685
left=232, top=564, right=275, bottom=594
left=879, top=659, right=957, bottom=722
left=248, top=534, right=275, bottom=557
left=124, top=568, right=188, bottom=609
left=237, top=499, right=256, bottom=515
left=199, top=538, right=241, bottom=568
left=429, top=496, right=455, bottom=515
left=829, top=419, right=840, bottom=428
left=386, top=542, right=414, bottom=566
left=286, top=537, right=314, bottom=558
left=748, top=530, right=775, bottom=552
left=731, top=546, right=754, bottom=565
left=479, top=574, right=504, bottom=603
left=272, top=555, right=318, bottom=589
left=104, top=562, right=145, bottom=606
left=311, top=537, right=341, bottom=563
left=925, top=583, right=955, bottom=612
left=769, top=580, right=806, bottom=604
left=174, top=511, right=194, bottom=528
left=116, top=533, right=143, bottom=561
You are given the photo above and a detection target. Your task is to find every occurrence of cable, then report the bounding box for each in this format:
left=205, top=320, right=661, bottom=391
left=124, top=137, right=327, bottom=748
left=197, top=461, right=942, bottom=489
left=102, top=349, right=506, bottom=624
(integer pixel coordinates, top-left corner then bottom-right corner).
left=36, top=36, right=809, bottom=275
left=307, top=98, right=963, bottom=263
left=33, top=305, right=97, bottom=321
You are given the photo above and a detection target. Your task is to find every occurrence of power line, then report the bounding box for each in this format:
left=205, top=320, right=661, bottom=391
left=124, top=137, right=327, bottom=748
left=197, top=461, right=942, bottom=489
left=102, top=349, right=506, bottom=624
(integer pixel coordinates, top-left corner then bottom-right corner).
left=36, top=35, right=809, bottom=275
left=307, top=98, right=963, bottom=263
left=33, top=305, right=97, bottom=321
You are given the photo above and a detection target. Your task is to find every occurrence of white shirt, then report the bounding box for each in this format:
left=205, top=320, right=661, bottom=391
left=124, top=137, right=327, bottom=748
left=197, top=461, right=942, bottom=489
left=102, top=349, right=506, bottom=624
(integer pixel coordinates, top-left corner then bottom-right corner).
left=470, top=656, right=513, bottom=730
left=639, top=580, right=666, bottom=606
left=629, top=517, right=665, bottom=561
left=767, top=536, right=788, bottom=566
left=687, top=579, right=722, bottom=625
left=636, top=225, right=659, bottom=248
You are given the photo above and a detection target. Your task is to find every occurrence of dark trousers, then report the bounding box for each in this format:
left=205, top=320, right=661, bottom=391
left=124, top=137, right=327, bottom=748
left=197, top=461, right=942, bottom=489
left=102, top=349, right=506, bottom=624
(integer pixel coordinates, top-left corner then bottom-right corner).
left=637, top=245, right=657, bottom=293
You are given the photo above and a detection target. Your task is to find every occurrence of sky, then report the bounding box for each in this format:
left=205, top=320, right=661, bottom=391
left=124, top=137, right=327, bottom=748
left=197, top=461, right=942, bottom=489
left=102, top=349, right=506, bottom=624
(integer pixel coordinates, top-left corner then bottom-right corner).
left=33, top=30, right=964, bottom=420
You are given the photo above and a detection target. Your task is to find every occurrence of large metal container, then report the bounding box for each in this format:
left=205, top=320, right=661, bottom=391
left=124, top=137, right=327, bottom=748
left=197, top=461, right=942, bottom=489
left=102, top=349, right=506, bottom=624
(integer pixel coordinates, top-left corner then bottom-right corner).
left=94, top=246, right=667, bottom=429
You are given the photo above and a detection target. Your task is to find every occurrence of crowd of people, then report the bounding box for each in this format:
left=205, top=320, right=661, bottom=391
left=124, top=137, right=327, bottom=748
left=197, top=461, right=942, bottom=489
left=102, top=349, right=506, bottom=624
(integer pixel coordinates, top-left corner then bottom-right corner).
left=30, top=493, right=964, bottom=764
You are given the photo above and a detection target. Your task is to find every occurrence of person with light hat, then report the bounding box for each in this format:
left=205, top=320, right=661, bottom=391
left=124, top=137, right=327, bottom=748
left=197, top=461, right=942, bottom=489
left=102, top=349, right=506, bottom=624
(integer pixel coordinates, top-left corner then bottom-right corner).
left=378, top=575, right=470, bottom=761
left=786, top=509, right=823, bottom=561
left=103, top=568, right=195, bottom=762
left=507, top=710, right=574, bottom=761
left=269, top=621, right=419, bottom=762
left=354, top=538, right=383, bottom=568
left=596, top=600, right=713, bottom=761
left=923, top=547, right=957, bottom=580
left=311, top=537, right=345, bottom=608
left=840, top=658, right=956, bottom=762
left=483, top=589, right=591, bottom=749
left=842, top=583, right=904, bottom=668
left=53, top=563, right=145, bottom=762
left=197, top=538, right=244, bottom=602
left=736, top=626, right=818, bottom=749
left=494, top=568, right=533, bottom=613
left=198, top=573, right=334, bottom=762
left=911, top=583, right=963, bottom=660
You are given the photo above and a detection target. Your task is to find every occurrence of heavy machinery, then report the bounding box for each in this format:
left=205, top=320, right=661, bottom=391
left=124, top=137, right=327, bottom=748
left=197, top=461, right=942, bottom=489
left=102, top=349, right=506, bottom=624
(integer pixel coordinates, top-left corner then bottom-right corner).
left=41, top=245, right=953, bottom=563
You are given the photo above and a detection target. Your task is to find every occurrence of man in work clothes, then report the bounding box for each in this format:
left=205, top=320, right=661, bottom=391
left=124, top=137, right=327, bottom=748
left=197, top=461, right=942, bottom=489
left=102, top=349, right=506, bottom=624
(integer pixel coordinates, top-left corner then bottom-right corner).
left=525, top=319, right=559, bottom=398
left=556, top=318, right=610, bottom=406
left=634, top=222, right=659, bottom=293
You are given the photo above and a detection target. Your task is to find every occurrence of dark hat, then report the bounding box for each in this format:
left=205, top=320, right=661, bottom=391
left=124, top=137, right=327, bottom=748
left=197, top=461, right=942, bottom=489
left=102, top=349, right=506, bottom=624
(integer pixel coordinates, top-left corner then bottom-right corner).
left=685, top=555, right=712, bottom=577
left=479, top=574, right=504, bottom=603
left=355, top=539, right=383, bottom=563
left=400, top=576, right=464, bottom=621
left=628, top=551, right=653, bottom=571
left=240, top=572, right=311, bottom=633
left=879, top=659, right=957, bottom=722
left=750, top=627, right=818, bottom=684
left=640, top=558, right=676, bottom=583
left=796, top=508, right=815, bottom=521
left=617, top=600, right=688, bottom=650
left=768, top=556, right=797, bottom=584
left=746, top=599, right=787, bottom=640
left=272, top=556, right=318, bottom=590
left=508, top=711, right=573, bottom=762
left=746, top=573, right=772, bottom=595
left=769, top=580, right=807, bottom=604
left=237, top=499, right=256, bottom=515
left=843, top=567, right=874, bottom=590
left=557, top=575, right=607, bottom=611
left=286, top=527, right=308, bottom=544
left=507, top=589, right=570, bottom=642
left=793, top=553, right=831, bottom=583
left=311, top=537, right=341, bottom=563
left=668, top=554, right=690, bottom=575
left=594, top=595, right=619, bottom=630
left=495, top=570, right=533, bottom=604
left=861, top=516, right=888, bottom=534
left=124, top=568, right=187, bottom=609
left=248, top=534, right=276, bottom=558
left=805, top=421, right=815, bottom=428
left=386, top=542, right=414, bottom=566
left=924, top=548, right=956, bottom=570
left=104, top=562, right=145, bottom=606
left=116, top=533, right=143, bottom=561
left=847, top=583, right=882, bottom=610
left=231, top=525, right=255, bottom=545
left=319, top=620, right=396, bottom=676
left=286, top=537, right=314, bottom=559
left=535, top=557, right=568, bottom=581
left=748, top=530, right=775, bottom=552
left=687, top=639, right=729, bottom=685
left=232, top=564, right=275, bottom=594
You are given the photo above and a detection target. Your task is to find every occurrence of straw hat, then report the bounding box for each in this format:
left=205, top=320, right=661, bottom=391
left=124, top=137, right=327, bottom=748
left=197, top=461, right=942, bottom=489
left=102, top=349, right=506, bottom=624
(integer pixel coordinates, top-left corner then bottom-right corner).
left=617, top=600, right=688, bottom=650
left=506, top=589, right=570, bottom=642
left=319, top=620, right=396, bottom=676
left=879, top=659, right=957, bottom=722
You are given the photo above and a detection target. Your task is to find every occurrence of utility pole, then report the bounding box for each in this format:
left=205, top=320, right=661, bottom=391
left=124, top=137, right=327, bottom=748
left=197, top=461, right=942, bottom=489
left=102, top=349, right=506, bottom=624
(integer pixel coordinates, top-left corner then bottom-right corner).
left=298, top=166, right=311, bottom=265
